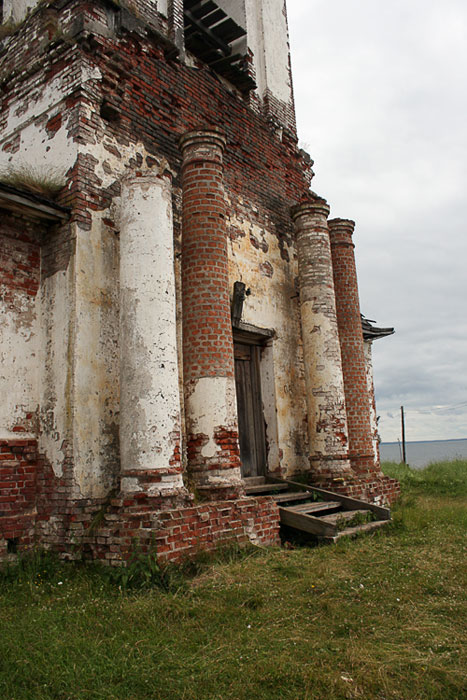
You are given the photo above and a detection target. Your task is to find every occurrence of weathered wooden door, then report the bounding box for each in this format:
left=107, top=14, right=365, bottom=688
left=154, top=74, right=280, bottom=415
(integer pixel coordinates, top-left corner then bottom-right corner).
left=234, top=341, right=267, bottom=478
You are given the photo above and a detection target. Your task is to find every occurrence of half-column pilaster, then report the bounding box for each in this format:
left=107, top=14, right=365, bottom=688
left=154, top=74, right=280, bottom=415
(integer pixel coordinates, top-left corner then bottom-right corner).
left=328, top=218, right=377, bottom=474
left=179, top=128, right=243, bottom=500
left=291, top=194, right=353, bottom=483
left=119, top=173, right=187, bottom=502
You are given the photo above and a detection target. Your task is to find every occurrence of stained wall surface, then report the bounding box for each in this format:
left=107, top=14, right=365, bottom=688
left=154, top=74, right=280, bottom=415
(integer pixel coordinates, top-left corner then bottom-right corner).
left=0, top=0, right=396, bottom=562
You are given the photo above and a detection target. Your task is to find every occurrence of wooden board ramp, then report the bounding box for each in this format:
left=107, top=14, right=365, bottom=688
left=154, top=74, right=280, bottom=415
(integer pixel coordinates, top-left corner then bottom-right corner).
left=243, top=476, right=391, bottom=543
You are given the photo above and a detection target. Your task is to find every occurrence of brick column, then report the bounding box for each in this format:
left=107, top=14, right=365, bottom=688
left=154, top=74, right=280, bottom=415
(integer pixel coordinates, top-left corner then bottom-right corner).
left=179, top=128, right=243, bottom=501
left=119, top=173, right=187, bottom=502
left=291, top=194, right=353, bottom=484
left=328, top=219, right=376, bottom=474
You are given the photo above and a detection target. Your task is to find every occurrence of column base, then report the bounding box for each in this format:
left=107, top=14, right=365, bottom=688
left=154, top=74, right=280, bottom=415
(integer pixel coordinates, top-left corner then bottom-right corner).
left=349, top=453, right=379, bottom=475
left=309, top=454, right=354, bottom=484
left=120, top=467, right=189, bottom=503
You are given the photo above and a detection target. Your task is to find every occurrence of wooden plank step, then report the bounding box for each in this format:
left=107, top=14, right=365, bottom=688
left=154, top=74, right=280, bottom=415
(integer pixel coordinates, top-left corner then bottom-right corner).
left=268, top=477, right=391, bottom=520
left=243, top=476, right=266, bottom=486
left=279, top=507, right=336, bottom=538
left=272, top=491, right=314, bottom=504
left=319, top=509, right=370, bottom=525
left=245, top=483, right=289, bottom=495
left=286, top=501, right=342, bottom=514
left=331, top=520, right=390, bottom=541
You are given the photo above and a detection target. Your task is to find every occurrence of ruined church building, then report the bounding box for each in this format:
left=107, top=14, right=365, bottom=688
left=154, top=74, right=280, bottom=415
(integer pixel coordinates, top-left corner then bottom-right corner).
left=0, top=0, right=399, bottom=563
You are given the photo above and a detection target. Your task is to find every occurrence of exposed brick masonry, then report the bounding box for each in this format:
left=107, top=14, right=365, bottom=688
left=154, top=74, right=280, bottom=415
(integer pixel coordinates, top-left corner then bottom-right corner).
left=291, top=194, right=353, bottom=485
left=180, top=129, right=243, bottom=501
left=329, top=219, right=378, bottom=475
left=0, top=440, right=38, bottom=556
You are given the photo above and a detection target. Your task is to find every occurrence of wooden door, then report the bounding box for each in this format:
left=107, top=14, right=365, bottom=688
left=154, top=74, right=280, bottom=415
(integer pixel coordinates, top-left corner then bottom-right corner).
left=234, top=342, right=267, bottom=478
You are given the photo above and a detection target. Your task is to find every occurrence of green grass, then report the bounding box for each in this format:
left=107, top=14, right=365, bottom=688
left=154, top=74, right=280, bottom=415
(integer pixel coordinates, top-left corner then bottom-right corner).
left=0, top=165, right=65, bottom=198
left=1, top=461, right=466, bottom=699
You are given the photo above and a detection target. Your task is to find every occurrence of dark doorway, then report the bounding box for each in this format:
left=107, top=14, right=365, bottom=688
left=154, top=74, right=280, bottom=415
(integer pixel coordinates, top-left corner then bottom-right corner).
left=234, top=340, right=267, bottom=478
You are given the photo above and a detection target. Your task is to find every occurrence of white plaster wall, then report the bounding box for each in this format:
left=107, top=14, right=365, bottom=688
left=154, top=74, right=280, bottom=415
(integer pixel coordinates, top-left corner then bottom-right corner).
left=39, top=269, right=73, bottom=478
left=0, top=66, right=99, bottom=177
left=157, top=0, right=168, bottom=17
left=227, top=211, right=309, bottom=475
left=0, top=284, right=39, bottom=438
left=217, top=0, right=247, bottom=30
left=364, top=340, right=380, bottom=463
left=245, top=0, right=293, bottom=106
left=119, top=174, right=184, bottom=494
left=3, top=0, right=39, bottom=24
left=259, top=344, right=280, bottom=472
left=73, top=215, right=120, bottom=497
left=186, top=376, right=238, bottom=459
left=185, top=375, right=243, bottom=489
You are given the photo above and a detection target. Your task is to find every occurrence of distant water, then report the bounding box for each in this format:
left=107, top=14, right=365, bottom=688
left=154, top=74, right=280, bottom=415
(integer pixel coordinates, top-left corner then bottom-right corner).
left=380, top=438, right=467, bottom=469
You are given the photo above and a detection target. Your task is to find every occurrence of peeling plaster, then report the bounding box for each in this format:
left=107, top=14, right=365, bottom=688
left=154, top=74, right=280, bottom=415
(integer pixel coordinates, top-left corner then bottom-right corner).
left=39, top=268, right=73, bottom=478
left=300, top=297, right=349, bottom=456
left=245, top=0, right=293, bottom=109
left=185, top=376, right=238, bottom=459
left=364, top=341, right=380, bottom=464
left=227, top=210, right=308, bottom=476
left=0, top=64, right=102, bottom=175
left=3, top=0, right=39, bottom=25
left=0, top=285, right=39, bottom=437
left=73, top=214, right=119, bottom=497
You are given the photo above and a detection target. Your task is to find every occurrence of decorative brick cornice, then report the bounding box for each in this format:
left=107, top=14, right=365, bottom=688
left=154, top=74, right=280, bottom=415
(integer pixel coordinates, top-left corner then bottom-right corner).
left=179, top=127, right=226, bottom=166
left=329, top=218, right=356, bottom=248
left=291, top=192, right=330, bottom=224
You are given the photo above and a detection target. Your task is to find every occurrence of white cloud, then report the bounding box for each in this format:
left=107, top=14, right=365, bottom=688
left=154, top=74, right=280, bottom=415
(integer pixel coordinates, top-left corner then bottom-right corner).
left=287, top=0, right=467, bottom=440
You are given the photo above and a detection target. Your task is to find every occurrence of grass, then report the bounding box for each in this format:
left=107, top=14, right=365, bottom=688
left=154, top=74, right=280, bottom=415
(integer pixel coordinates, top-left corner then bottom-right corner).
left=0, top=165, right=66, bottom=198
left=1, top=460, right=466, bottom=699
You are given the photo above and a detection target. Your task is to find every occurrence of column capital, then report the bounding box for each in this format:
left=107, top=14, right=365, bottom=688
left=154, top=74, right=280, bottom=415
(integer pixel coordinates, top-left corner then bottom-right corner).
left=179, top=127, right=226, bottom=165
left=328, top=218, right=356, bottom=247
left=291, top=192, right=330, bottom=224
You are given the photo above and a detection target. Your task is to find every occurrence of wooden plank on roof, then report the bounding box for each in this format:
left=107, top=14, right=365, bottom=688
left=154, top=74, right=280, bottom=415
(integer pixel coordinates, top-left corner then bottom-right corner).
left=184, top=9, right=231, bottom=55
left=201, top=9, right=227, bottom=28
left=209, top=53, right=244, bottom=69
left=215, top=17, right=246, bottom=42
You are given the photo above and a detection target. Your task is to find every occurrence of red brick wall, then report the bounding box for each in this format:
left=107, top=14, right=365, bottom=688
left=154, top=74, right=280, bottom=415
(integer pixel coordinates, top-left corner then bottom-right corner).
left=0, top=217, right=40, bottom=298
left=0, top=440, right=38, bottom=554
left=0, top=214, right=42, bottom=434
left=329, top=473, right=401, bottom=506
left=80, top=496, right=280, bottom=565
left=0, top=2, right=396, bottom=560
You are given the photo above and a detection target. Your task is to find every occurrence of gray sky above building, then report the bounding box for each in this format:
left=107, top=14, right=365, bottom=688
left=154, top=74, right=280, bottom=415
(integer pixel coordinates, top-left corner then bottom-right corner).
left=287, top=0, right=467, bottom=442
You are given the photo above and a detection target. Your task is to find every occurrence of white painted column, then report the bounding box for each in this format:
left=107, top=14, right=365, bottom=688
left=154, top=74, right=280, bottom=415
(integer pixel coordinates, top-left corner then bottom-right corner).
left=291, top=194, right=353, bottom=484
left=3, top=1, right=40, bottom=24
left=119, top=173, right=186, bottom=500
left=364, top=340, right=380, bottom=467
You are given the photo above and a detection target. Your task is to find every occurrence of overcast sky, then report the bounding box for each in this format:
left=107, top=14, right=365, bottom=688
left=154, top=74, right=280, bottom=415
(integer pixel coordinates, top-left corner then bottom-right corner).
left=286, top=0, right=467, bottom=442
